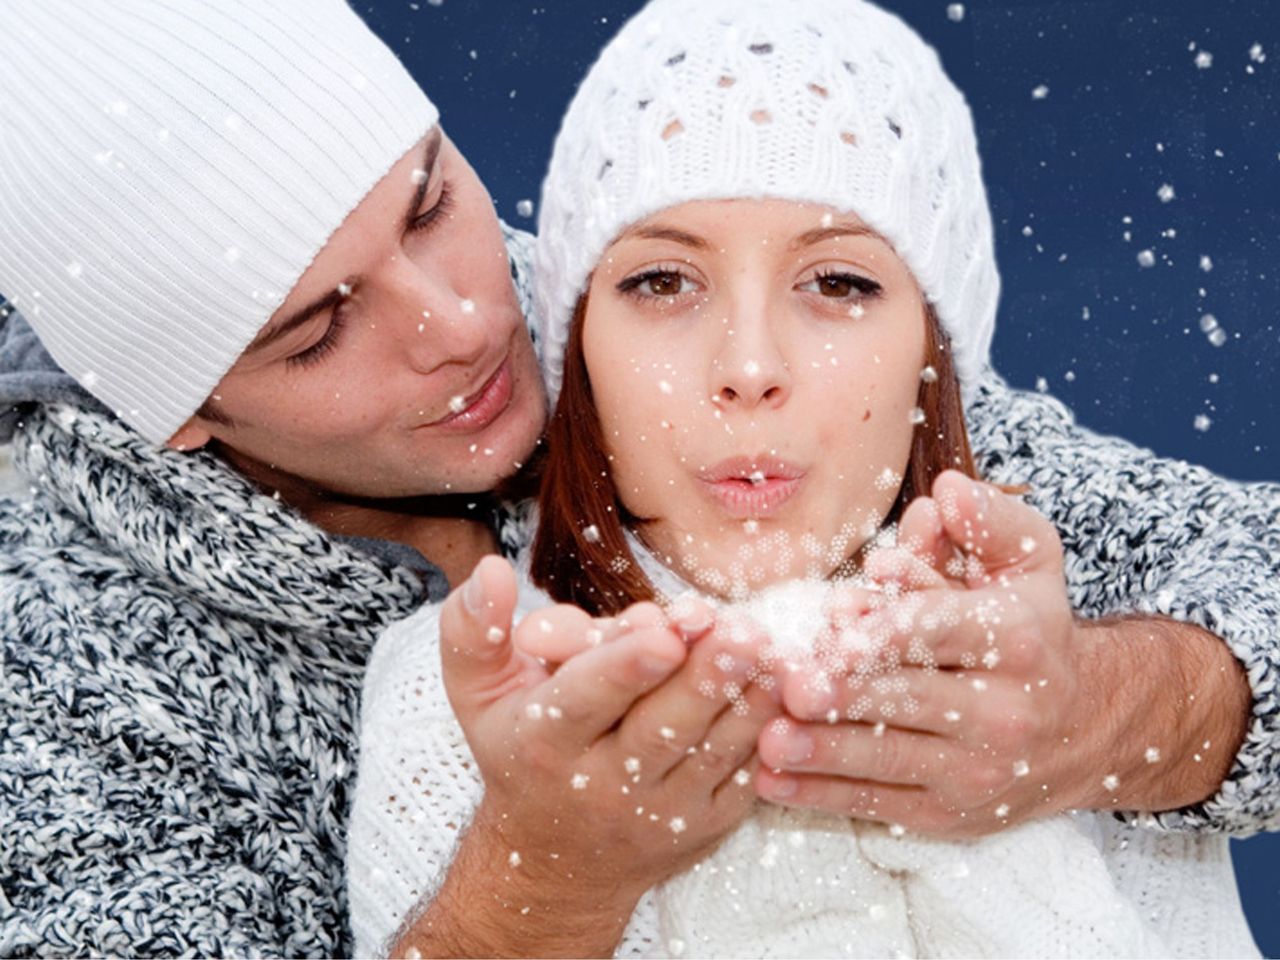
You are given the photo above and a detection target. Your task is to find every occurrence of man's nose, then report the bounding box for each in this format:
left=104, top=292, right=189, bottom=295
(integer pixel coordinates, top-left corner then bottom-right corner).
left=381, top=258, right=489, bottom=372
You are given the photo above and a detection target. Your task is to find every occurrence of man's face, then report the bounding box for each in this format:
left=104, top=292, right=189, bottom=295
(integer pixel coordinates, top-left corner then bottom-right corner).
left=170, top=129, right=547, bottom=500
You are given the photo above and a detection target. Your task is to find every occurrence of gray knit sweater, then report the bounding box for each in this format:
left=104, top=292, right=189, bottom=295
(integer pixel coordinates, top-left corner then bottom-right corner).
left=1, top=223, right=1277, bottom=956
left=0, top=401, right=435, bottom=957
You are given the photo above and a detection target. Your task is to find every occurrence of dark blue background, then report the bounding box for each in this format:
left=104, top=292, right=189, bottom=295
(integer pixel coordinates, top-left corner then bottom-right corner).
left=356, top=0, right=1278, bottom=951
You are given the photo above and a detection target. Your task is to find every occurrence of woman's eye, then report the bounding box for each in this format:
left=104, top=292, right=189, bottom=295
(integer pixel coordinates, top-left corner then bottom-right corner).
left=799, top=271, right=882, bottom=301
left=617, top=268, right=698, bottom=299
left=643, top=271, right=690, bottom=296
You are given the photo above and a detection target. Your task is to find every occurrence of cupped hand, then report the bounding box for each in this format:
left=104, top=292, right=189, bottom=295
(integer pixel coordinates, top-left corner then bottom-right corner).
left=758, top=471, right=1100, bottom=838
left=440, top=557, right=778, bottom=908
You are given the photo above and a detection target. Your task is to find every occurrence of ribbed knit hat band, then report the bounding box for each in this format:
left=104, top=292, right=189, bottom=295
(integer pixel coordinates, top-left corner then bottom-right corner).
left=0, top=0, right=437, bottom=443
left=535, top=0, right=1000, bottom=407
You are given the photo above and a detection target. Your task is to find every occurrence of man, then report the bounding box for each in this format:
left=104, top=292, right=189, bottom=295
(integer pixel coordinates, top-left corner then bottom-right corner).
left=0, top=1, right=1272, bottom=957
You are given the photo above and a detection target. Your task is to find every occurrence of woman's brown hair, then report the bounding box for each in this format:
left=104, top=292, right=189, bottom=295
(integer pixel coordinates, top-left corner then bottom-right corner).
left=530, top=295, right=979, bottom=616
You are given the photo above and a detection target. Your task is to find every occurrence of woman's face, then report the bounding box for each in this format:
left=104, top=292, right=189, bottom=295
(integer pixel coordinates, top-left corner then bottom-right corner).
left=170, top=129, right=547, bottom=501
left=583, top=199, right=927, bottom=596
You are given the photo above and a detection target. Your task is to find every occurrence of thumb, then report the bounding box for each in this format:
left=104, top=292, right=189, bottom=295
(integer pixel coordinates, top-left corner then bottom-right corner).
left=931, top=470, right=1062, bottom=581
left=894, top=493, right=962, bottom=586
left=439, top=554, right=521, bottom=716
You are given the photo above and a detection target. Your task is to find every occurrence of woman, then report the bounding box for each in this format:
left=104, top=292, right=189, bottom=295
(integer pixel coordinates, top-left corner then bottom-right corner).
left=348, top=1, right=1258, bottom=956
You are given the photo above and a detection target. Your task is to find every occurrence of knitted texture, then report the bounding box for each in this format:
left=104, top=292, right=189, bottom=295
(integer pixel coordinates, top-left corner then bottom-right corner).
left=967, top=374, right=1280, bottom=837
left=347, top=369, right=1278, bottom=958
left=0, top=403, right=429, bottom=957
left=534, top=0, right=998, bottom=407
left=0, top=220, right=537, bottom=957
left=0, top=0, right=436, bottom=443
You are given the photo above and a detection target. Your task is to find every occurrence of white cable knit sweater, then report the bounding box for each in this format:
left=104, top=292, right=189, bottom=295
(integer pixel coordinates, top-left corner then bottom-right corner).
left=348, top=554, right=1259, bottom=958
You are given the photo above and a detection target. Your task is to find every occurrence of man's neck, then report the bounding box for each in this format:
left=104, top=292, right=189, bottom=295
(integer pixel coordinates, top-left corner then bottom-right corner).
left=308, top=498, right=499, bottom=589
left=216, top=445, right=499, bottom=588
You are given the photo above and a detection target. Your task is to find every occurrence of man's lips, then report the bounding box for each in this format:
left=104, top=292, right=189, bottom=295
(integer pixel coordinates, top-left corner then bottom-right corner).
left=698, top=455, right=806, bottom=518
left=421, top=358, right=514, bottom=433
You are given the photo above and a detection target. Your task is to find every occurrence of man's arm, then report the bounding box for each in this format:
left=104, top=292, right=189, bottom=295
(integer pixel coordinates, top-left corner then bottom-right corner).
left=967, top=371, right=1278, bottom=833
left=757, top=471, right=1257, bottom=835
left=1067, top=615, right=1250, bottom=816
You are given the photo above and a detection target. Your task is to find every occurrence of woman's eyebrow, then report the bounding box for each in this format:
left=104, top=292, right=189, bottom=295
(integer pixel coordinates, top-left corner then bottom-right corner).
left=621, top=225, right=710, bottom=250
left=789, top=223, right=877, bottom=250
left=402, top=128, right=444, bottom=229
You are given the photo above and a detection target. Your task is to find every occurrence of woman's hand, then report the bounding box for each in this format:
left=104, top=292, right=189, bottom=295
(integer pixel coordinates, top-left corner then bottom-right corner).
left=756, top=471, right=1099, bottom=837
left=403, top=556, right=777, bottom=957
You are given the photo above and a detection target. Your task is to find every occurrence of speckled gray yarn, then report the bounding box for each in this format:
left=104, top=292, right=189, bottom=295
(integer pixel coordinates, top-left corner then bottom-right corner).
left=0, top=403, right=429, bottom=958
left=968, top=372, right=1280, bottom=836
left=0, top=222, right=538, bottom=958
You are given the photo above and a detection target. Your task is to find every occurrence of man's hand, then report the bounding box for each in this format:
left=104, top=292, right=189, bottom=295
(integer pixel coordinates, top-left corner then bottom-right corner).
left=756, top=471, right=1249, bottom=838
left=394, top=557, right=777, bottom=958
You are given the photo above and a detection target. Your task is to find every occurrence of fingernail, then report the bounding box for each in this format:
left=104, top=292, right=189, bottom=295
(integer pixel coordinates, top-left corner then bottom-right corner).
left=463, top=570, right=484, bottom=616
left=767, top=774, right=798, bottom=799
left=783, top=732, right=814, bottom=764
left=640, top=654, right=680, bottom=677
left=669, top=591, right=714, bottom=638
left=799, top=675, right=836, bottom=717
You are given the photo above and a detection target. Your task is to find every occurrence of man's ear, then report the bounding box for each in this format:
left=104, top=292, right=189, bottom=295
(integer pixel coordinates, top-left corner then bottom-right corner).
left=167, top=418, right=213, bottom=453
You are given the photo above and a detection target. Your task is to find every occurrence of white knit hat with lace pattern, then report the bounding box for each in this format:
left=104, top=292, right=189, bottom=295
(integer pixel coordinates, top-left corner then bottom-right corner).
left=535, top=0, right=999, bottom=406
left=0, top=0, right=437, bottom=443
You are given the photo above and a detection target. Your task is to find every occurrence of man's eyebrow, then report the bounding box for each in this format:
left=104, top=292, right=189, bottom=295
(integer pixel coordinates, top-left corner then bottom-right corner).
left=618, top=224, right=711, bottom=250
left=789, top=222, right=877, bottom=251
left=403, top=128, right=444, bottom=230
left=245, top=131, right=444, bottom=357
left=244, top=288, right=344, bottom=355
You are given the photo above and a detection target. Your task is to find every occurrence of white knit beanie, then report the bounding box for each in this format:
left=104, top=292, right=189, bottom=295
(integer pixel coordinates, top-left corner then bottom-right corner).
left=0, top=0, right=437, bottom=443
left=535, top=0, right=999, bottom=406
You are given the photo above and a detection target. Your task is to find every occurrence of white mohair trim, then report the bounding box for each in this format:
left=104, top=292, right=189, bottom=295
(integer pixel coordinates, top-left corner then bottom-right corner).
left=0, top=0, right=437, bottom=443
left=534, top=0, right=999, bottom=408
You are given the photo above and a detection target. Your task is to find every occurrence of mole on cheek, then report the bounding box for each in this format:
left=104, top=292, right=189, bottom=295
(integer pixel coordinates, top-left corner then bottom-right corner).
left=861, top=409, right=872, bottom=422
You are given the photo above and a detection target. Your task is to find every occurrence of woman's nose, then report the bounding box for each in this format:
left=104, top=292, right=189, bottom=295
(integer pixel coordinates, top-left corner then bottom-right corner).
left=712, top=308, right=792, bottom=410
